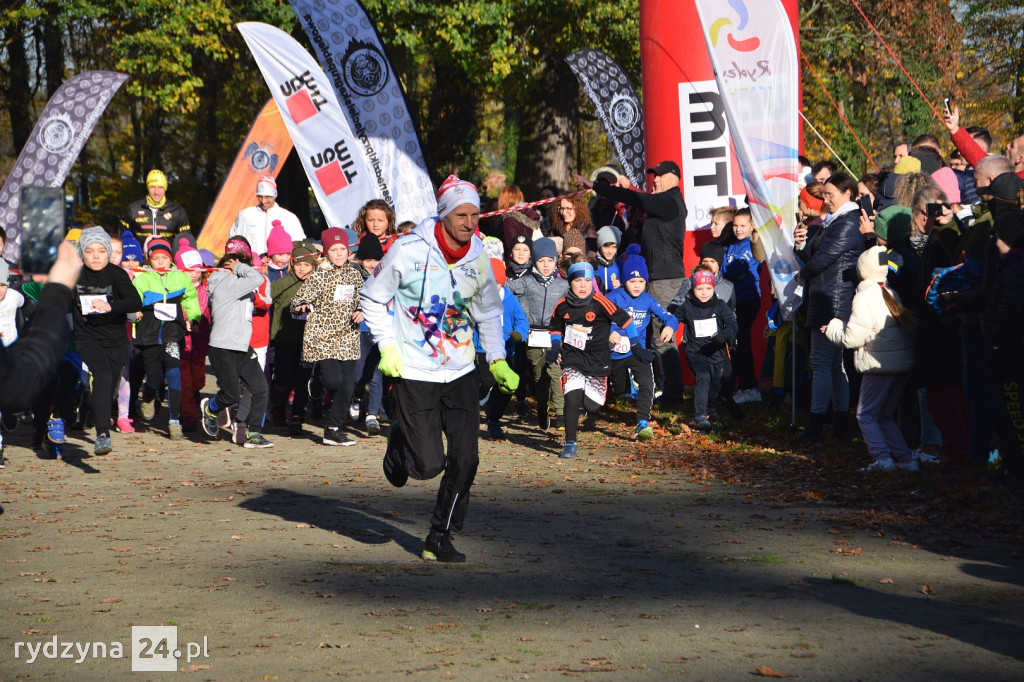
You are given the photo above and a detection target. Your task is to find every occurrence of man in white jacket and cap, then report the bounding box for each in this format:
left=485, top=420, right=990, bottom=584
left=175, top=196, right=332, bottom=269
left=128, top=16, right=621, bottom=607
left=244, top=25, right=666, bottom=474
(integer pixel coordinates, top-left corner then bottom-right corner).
left=360, top=175, right=519, bottom=563
left=229, top=175, right=306, bottom=257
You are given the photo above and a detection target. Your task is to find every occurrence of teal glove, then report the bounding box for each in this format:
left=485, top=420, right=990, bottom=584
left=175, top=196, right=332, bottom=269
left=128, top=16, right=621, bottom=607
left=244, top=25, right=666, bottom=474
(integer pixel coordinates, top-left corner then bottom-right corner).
left=378, top=343, right=404, bottom=378
left=489, top=359, right=520, bottom=394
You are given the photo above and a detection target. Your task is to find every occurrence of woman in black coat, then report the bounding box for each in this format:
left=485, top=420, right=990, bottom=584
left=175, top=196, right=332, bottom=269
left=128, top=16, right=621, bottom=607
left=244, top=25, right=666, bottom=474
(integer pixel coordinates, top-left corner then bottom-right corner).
left=796, top=173, right=865, bottom=441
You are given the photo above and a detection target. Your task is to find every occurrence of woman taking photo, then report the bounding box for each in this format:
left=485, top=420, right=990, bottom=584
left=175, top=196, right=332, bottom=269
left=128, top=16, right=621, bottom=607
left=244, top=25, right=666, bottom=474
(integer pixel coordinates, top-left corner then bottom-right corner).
left=796, top=173, right=865, bottom=442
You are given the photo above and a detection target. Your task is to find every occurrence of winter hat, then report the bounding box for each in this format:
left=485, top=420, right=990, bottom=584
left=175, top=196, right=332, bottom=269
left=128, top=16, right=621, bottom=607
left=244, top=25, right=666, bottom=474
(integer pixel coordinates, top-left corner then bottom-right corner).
left=699, top=240, right=725, bottom=268
left=146, top=237, right=173, bottom=260
left=266, top=221, right=293, bottom=256
left=892, top=156, right=921, bottom=175
left=561, top=228, right=586, bottom=255
left=993, top=211, right=1024, bottom=248
left=121, top=232, right=143, bottom=262
left=146, top=169, right=168, bottom=189
left=567, top=261, right=594, bottom=282
left=77, top=226, right=111, bottom=258
left=256, top=175, right=277, bottom=198
left=482, top=235, right=504, bottom=261
left=532, top=237, right=558, bottom=262
left=199, top=249, right=215, bottom=268
left=931, top=167, right=961, bottom=204
left=620, top=252, right=649, bottom=282
left=911, top=150, right=941, bottom=176
left=510, top=233, right=532, bottom=251
left=857, top=245, right=890, bottom=284
left=596, top=225, right=621, bottom=246
left=343, top=228, right=360, bottom=249
left=321, top=227, right=351, bottom=252
left=292, top=241, right=319, bottom=265
left=490, top=258, right=507, bottom=287
left=356, top=234, right=384, bottom=261
left=691, top=269, right=716, bottom=289
left=436, top=174, right=480, bottom=220
left=873, top=206, right=913, bottom=243
left=173, top=237, right=203, bottom=271
left=550, top=236, right=563, bottom=254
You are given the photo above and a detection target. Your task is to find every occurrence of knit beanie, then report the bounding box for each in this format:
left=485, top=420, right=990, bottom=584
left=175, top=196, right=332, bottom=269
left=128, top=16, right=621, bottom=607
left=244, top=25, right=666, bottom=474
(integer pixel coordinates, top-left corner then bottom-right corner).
left=490, top=258, right=507, bottom=287
left=561, top=228, right=586, bottom=255
left=356, top=234, right=384, bottom=261
left=596, top=225, right=621, bottom=246
left=436, top=175, right=480, bottom=220
left=146, top=169, right=168, bottom=189
left=893, top=156, right=921, bottom=175
left=256, top=175, right=277, bottom=198
left=699, top=240, right=725, bottom=267
left=931, top=167, right=961, bottom=204
left=146, top=237, right=173, bottom=260
left=121, top=232, right=143, bottom=262
left=266, top=222, right=293, bottom=256
left=532, top=237, right=558, bottom=262
left=620, top=252, right=649, bottom=282
left=321, top=227, right=350, bottom=251
left=173, top=236, right=203, bottom=271
left=292, top=241, right=319, bottom=265
left=857, top=245, right=890, bottom=284
left=873, top=205, right=912, bottom=243
left=199, top=249, right=215, bottom=268
left=77, top=226, right=112, bottom=258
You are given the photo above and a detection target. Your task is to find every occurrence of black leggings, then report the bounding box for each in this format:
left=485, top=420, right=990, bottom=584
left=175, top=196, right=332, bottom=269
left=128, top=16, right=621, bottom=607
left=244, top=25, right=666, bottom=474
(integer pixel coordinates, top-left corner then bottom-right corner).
left=563, top=388, right=602, bottom=443
left=208, top=346, right=267, bottom=429
left=317, top=359, right=357, bottom=428
left=734, top=299, right=761, bottom=390
left=78, top=339, right=130, bottom=437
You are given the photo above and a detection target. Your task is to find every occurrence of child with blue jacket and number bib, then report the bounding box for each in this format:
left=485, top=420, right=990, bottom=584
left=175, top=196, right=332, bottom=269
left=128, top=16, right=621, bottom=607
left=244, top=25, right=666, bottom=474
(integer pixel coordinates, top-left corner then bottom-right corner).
left=605, top=251, right=677, bottom=441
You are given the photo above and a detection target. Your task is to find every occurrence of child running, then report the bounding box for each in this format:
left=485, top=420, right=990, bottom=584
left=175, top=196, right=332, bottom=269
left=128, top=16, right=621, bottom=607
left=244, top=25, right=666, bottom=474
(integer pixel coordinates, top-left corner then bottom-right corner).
left=269, top=241, right=318, bottom=436
left=547, top=261, right=644, bottom=459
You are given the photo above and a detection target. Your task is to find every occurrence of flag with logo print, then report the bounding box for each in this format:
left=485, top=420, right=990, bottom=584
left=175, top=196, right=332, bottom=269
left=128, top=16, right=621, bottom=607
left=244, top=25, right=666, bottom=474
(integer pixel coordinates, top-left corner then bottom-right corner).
left=565, top=49, right=645, bottom=188
left=693, top=0, right=803, bottom=319
left=288, top=0, right=437, bottom=224
left=0, top=71, right=128, bottom=262
left=238, top=22, right=377, bottom=231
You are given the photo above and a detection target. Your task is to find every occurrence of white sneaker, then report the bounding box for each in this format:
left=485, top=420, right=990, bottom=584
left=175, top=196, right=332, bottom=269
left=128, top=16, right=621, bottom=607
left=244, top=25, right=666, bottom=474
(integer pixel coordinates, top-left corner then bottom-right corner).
left=895, top=458, right=920, bottom=472
left=232, top=423, right=246, bottom=445
left=734, top=388, right=761, bottom=404
left=913, top=448, right=941, bottom=464
left=862, top=458, right=895, bottom=472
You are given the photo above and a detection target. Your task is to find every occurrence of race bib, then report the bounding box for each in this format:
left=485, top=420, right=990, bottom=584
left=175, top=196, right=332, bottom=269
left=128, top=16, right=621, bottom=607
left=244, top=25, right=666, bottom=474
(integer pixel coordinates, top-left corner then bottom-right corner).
left=80, top=294, right=108, bottom=315
left=527, top=329, right=551, bottom=348
left=612, top=335, right=630, bottom=354
left=564, top=324, right=591, bottom=350
left=154, top=302, right=177, bottom=321
left=0, top=312, right=16, bottom=346
left=693, top=317, right=717, bottom=338
left=334, top=284, right=355, bottom=303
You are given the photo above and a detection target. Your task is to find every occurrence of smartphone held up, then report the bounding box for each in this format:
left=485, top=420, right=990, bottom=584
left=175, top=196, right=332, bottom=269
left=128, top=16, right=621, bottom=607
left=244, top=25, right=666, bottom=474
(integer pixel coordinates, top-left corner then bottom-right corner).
left=16, top=186, right=66, bottom=275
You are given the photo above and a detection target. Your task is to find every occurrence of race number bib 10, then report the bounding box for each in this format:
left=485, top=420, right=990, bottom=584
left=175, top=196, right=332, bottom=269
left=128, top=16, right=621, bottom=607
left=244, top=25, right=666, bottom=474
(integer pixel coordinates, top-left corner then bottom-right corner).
left=564, top=324, right=591, bottom=350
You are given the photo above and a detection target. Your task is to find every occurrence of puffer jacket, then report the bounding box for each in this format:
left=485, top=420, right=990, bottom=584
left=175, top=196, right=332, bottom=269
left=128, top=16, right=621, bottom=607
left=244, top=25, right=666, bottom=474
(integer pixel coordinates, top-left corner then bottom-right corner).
left=824, top=280, right=915, bottom=374
left=799, top=204, right=864, bottom=327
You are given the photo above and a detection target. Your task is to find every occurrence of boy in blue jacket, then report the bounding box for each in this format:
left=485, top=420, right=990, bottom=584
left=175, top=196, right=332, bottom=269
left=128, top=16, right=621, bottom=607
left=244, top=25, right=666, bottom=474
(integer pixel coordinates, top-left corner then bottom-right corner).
left=475, top=259, right=530, bottom=439
left=606, top=252, right=678, bottom=441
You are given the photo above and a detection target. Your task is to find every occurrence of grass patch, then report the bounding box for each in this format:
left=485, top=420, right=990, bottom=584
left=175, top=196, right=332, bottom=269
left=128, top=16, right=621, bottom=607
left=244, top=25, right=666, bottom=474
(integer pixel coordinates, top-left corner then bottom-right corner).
left=727, top=554, right=784, bottom=564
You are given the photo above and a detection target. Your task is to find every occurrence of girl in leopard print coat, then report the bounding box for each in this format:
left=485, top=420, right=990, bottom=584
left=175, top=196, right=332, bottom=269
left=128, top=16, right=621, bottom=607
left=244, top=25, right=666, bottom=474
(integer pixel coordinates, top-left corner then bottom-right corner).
left=290, top=228, right=363, bottom=445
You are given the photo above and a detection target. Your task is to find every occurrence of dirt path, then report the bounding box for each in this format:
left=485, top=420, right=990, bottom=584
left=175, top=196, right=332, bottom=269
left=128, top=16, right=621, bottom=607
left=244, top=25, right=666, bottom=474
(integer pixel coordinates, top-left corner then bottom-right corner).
left=1, top=411, right=1022, bottom=680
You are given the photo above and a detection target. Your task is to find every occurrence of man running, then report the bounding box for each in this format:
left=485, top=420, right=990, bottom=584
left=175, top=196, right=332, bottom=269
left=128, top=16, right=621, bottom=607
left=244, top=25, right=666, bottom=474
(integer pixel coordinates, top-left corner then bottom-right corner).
left=360, top=175, right=519, bottom=562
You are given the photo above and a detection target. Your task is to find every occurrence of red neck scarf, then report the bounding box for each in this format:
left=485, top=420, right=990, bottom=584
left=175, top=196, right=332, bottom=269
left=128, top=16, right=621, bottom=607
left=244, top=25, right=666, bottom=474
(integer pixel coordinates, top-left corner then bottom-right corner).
left=435, top=222, right=470, bottom=264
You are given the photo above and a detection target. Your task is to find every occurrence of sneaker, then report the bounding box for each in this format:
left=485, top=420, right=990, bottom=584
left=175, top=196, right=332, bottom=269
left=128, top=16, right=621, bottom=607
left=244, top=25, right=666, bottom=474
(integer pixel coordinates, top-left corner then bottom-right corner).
left=695, top=416, right=713, bottom=433
left=232, top=423, right=246, bottom=445
left=115, top=418, right=135, bottom=434
left=46, top=417, right=65, bottom=444
left=200, top=398, right=219, bottom=438
left=633, top=420, right=654, bottom=442
left=243, top=432, right=274, bottom=449
left=323, top=427, right=355, bottom=446
left=913, top=448, right=941, bottom=465
left=0, top=447, right=6, bottom=468
left=559, top=441, right=578, bottom=459
left=288, top=417, right=303, bottom=437
left=140, top=395, right=156, bottom=420
left=486, top=421, right=505, bottom=440
left=349, top=398, right=361, bottom=421
left=732, top=388, right=754, bottom=404
left=895, top=458, right=920, bottom=472
left=537, top=409, right=550, bottom=431
left=365, top=415, right=381, bottom=436
left=167, top=420, right=183, bottom=441
left=50, top=441, right=64, bottom=460
left=422, top=529, right=466, bottom=563
left=94, top=434, right=112, bottom=455
left=862, top=458, right=895, bottom=472
left=555, top=415, right=565, bottom=431
left=383, top=422, right=408, bottom=487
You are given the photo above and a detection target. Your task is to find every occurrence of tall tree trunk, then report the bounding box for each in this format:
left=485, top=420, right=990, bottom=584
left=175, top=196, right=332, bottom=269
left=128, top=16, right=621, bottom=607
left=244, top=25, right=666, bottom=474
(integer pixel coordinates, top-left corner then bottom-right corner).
left=423, top=58, right=479, bottom=182
left=4, top=20, right=33, bottom=155
left=42, top=4, right=63, bottom=98
left=514, top=55, right=578, bottom=198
